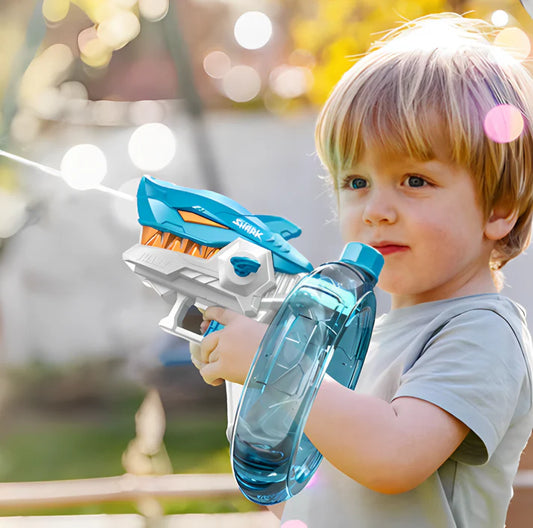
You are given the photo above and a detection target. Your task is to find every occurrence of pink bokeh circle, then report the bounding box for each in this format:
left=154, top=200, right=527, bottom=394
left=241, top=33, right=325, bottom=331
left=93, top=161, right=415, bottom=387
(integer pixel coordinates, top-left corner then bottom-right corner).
left=483, top=104, right=525, bottom=144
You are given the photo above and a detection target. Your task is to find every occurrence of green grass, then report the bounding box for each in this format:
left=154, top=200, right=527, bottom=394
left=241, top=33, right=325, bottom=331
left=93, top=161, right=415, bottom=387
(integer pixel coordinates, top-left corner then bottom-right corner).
left=0, top=413, right=231, bottom=481
left=0, top=362, right=260, bottom=516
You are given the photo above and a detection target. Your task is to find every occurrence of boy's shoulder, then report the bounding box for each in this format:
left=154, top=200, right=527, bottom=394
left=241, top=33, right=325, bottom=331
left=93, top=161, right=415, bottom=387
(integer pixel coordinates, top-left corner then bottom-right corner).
left=374, top=293, right=532, bottom=384
left=379, top=293, right=527, bottom=333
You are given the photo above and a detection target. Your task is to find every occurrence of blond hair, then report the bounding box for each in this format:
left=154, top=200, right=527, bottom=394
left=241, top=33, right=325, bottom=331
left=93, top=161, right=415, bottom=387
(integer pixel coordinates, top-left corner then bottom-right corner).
left=316, top=13, right=533, bottom=282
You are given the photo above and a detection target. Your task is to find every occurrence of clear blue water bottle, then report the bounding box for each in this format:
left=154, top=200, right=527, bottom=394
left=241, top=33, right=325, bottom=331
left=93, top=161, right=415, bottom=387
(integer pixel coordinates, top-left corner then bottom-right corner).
left=231, top=242, right=384, bottom=505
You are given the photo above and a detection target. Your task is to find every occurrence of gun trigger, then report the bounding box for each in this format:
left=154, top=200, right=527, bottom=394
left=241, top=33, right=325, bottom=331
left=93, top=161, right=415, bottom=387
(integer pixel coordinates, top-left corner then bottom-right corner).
left=204, top=320, right=225, bottom=336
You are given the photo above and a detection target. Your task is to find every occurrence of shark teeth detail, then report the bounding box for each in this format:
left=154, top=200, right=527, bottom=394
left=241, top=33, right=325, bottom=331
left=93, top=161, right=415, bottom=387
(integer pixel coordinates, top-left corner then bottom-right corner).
left=141, top=226, right=221, bottom=259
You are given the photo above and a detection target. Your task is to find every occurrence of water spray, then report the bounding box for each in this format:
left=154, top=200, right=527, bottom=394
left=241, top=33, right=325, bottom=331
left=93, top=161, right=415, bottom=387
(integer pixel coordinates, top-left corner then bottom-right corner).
left=0, top=148, right=135, bottom=202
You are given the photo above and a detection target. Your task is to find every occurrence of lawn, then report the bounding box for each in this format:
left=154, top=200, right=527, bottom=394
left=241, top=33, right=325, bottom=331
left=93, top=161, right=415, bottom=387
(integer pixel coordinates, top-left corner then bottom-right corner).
left=0, top=360, right=260, bottom=516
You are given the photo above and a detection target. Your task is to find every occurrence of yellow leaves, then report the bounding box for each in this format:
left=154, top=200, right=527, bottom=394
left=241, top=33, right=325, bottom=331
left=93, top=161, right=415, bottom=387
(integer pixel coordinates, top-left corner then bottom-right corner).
left=291, top=19, right=327, bottom=54
left=290, top=0, right=453, bottom=106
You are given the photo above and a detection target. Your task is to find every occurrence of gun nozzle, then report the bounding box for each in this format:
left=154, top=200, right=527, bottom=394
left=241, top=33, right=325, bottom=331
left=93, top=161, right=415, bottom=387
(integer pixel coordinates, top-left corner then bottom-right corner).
left=140, top=226, right=221, bottom=259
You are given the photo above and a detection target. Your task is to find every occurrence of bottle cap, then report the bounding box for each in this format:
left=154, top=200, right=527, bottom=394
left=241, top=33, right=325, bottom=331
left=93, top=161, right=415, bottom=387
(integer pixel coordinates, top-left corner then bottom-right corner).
left=340, top=242, right=384, bottom=280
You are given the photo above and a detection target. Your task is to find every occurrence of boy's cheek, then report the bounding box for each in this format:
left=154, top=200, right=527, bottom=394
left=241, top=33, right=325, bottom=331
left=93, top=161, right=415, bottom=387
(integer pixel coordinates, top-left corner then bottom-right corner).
left=339, top=216, right=363, bottom=242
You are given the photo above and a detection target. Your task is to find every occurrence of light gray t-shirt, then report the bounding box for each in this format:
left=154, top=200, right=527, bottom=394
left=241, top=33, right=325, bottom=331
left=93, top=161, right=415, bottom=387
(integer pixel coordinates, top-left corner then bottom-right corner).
left=281, top=294, right=533, bottom=528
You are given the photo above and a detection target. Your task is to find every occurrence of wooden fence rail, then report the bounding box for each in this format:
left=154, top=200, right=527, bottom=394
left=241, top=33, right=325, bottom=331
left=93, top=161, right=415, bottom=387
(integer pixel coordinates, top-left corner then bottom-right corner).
left=0, top=470, right=531, bottom=511
left=0, top=474, right=240, bottom=510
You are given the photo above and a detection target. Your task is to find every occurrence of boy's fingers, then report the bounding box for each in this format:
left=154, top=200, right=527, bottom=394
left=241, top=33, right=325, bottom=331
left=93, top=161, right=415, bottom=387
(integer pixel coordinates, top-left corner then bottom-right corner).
left=200, top=362, right=224, bottom=386
left=203, top=306, right=238, bottom=325
left=189, top=342, right=206, bottom=370
left=200, top=331, right=219, bottom=364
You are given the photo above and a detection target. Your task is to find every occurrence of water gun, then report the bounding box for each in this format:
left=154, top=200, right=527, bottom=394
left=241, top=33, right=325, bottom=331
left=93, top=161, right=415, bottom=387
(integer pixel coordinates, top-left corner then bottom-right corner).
left=122, top=176, right=314, bottom=343
left=123, top=176, right=383, bottom=505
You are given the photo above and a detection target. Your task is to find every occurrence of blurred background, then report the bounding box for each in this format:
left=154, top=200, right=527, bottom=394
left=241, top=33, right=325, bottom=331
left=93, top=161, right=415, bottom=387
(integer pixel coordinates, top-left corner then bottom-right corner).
left=0, top=0, right=532, bottom=526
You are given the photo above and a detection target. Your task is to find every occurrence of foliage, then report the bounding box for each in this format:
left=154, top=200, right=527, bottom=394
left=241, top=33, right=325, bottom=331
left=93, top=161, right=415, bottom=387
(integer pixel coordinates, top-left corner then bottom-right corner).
left=288, top=0, right=533, bottom=106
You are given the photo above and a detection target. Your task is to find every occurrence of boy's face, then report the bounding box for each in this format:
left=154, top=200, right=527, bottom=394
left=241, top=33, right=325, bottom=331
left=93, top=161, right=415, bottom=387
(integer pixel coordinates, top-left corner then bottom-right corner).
left=337, top=145, right=497, bottom=309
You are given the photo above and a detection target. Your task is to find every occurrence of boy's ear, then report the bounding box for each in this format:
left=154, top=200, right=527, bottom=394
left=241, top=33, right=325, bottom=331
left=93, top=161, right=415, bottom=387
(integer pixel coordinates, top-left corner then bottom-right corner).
left=484, top=205, right=519, bottom=241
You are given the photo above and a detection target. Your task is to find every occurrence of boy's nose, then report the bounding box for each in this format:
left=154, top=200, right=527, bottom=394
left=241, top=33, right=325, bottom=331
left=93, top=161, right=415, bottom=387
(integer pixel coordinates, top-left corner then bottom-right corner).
left=362, top=189, right=398, bottom=225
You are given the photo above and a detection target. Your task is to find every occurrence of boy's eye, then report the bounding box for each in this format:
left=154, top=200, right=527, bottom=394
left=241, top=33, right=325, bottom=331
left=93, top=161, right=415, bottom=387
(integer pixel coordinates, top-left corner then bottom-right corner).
left=350, top=177, right=367, bottom=189
left=406, top=175, right=426, bottom=187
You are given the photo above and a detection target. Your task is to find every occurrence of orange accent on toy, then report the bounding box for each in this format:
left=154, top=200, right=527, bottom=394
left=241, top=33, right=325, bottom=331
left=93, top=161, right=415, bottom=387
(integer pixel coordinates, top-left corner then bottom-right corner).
left=141, top=226, right=159, bottom=245
left=178, top=210, right=229, bottom=229
left=140, top=224, right=222, bottom=259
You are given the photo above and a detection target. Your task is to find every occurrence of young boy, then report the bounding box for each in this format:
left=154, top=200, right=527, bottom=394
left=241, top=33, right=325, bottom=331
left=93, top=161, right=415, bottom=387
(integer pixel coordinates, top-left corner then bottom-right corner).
left=192, top=13, right=533, bottom=527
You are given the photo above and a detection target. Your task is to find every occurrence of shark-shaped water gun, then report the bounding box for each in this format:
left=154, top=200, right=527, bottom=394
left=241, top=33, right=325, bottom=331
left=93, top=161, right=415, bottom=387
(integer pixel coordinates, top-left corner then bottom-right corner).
left=123, top=176, right=384, bottom=505
left=122, top=176, right=313, bottom=343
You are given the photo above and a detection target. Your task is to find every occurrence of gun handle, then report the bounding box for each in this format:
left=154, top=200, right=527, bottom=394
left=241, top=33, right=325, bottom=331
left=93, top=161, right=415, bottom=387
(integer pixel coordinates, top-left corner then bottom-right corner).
left=159, top=293, right=226, bottom=344
left=159, top=292, right=203, bottom=343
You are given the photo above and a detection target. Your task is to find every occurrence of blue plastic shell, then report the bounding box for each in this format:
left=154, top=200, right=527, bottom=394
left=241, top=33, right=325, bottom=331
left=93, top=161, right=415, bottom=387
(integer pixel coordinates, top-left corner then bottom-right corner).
left=136, top=176, right=313, bottom=275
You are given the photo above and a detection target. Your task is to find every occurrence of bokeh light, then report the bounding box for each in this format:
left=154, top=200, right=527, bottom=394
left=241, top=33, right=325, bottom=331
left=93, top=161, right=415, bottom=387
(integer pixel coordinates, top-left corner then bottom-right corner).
left=491, top=10, right=509, bottom=27
left=59, top=81, right=89, bottom=101
left=78, top=26, right=113, bottom=68
left=223, top=65, right=261, bottom=103
left=60, top=144, right=108, bottom=190
left=128, top=123, right=176, bottom=171
left=139, top=0, right=170, bottom=22
left=129, top=100, right=166, bottom=125
left=483, top=104, right=525, bottom=144
left=494, top=27, right=531, bottom=61
left=269, top=65, right=313, bottom=98
left=203, top=50, right=232, bottom=79
left=92, top=100, right=127, bottom=126
left=96, top=10, right=141, bottom=50
left=234, top=11, right=273, bottom=50
left=281, top=521, right=308, bottom=528
left=42, top=0, right=70, bottom=23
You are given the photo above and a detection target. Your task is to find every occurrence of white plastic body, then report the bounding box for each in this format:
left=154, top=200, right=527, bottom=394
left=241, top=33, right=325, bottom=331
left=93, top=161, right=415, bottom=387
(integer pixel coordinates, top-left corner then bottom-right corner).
left=122, top=237, right=304, bottom=343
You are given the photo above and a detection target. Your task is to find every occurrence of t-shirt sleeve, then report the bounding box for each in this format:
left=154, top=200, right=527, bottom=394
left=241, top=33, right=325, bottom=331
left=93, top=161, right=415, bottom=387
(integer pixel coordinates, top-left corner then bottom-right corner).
left=393, top=308, right=526, bottom=465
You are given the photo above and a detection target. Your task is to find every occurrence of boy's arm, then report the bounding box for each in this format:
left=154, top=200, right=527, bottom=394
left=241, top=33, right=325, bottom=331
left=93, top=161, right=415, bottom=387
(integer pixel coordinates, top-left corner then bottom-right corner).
left=196, top=308, right=469, bottom=496
left=306, top=377, right=469, bottom=494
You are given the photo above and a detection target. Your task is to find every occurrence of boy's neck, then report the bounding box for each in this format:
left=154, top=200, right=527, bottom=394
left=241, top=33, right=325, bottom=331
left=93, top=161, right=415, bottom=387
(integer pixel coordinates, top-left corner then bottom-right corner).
left=390, top=268, right=498, bottom=310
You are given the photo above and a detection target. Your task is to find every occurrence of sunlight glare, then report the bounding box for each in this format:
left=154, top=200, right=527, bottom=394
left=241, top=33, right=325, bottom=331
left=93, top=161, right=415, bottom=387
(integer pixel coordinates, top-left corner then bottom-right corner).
left=128, top=123, right=176, bottom=171
left=234, top=11, right=273, bottom=50
left=60, top=144, right=108, bottom=190
left=494, top=27, right=531, bottom=61
left=203, top=50, right=232, bottom=79
left=139, top=0, right=170, bottom=21
left=491, top=10, right=509, bottom=27
left=223, top=65, right=261, bottom=102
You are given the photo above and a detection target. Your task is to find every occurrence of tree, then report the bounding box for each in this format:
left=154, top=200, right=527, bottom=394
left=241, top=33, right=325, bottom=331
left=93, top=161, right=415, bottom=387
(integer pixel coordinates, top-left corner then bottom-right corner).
left=288, top=0, right=532, bottom=106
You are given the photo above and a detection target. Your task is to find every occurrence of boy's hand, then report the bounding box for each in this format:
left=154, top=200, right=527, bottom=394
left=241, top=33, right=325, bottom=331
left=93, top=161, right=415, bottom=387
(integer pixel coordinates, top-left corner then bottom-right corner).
left=189, top=342, right=225, bottom=386
left=195, top=307, right=267, bottom=386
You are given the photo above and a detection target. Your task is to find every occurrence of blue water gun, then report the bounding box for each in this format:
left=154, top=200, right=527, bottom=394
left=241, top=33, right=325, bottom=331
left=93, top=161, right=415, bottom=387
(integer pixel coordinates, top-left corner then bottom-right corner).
left=123, top=176, right=383, bottom=505
left=123, top=176, right=313, bottom=343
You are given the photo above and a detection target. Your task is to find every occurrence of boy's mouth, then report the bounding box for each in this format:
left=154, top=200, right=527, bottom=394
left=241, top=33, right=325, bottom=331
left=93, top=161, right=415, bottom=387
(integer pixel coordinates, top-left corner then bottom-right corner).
left=370, top=243, right=409, bottom=256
